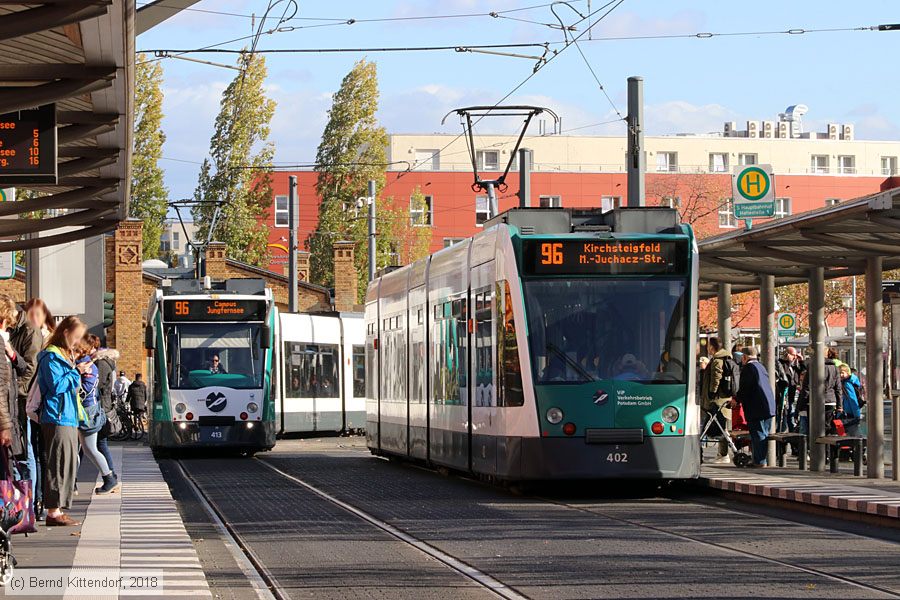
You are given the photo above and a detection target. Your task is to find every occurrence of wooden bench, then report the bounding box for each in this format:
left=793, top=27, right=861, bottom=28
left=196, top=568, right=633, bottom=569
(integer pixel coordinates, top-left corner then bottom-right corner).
left=815, top=436, right=866, bottom=476
left=767, top=432, right=807, bottom=470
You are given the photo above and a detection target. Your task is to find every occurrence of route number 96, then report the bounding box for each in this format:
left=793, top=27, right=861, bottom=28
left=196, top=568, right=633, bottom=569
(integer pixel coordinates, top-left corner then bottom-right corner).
left=540, top=242, right=563, bottom=265
left=606, top=452, right=628, bottom=463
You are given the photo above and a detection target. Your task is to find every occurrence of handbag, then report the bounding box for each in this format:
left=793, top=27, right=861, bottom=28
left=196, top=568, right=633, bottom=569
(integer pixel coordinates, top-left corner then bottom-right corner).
left=0, top=447, right=35, bottom=535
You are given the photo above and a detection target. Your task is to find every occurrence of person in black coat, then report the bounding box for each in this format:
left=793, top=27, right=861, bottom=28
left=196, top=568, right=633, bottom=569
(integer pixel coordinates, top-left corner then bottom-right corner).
left=734, top=346, right=776, bottom=468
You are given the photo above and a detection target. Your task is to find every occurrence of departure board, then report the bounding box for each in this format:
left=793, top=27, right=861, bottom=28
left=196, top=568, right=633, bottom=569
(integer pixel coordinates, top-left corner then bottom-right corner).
left=163, top=299, right=267, bottom=322
left=0, top=104, right=57, bottom=184
left=523, top=239, right=687, bottom=275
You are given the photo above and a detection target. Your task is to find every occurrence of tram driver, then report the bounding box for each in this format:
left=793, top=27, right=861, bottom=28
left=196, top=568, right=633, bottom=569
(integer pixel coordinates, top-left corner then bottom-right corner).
left=611, top=353, right=650, bottom=381
left=209, top=354, right=227, bottom=374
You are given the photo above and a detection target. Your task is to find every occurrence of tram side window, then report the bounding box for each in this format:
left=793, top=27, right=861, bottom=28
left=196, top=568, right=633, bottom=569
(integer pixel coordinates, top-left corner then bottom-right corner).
left=284, top=343, right=340, bottom=397
left=410, top=305, right=426, bottom=404
left=496, top=281, right=524, bottom=407
left=352, top=345, right=366, bottom=397
left=432, top=298, right=467, bottom=406
left=474, top=289, right=495, bottom=407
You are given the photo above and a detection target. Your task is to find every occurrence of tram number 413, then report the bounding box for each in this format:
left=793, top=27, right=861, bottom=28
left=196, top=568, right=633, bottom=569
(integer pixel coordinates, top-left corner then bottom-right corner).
left=540, top=242, right=563, bottom=265
left=606, top=452, right=628, bottom=463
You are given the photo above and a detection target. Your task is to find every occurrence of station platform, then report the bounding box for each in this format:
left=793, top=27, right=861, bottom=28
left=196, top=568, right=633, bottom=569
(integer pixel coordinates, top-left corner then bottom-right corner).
left=699, top=453, right=900, bottom=521
left=7, top=443, right=211, bottom=598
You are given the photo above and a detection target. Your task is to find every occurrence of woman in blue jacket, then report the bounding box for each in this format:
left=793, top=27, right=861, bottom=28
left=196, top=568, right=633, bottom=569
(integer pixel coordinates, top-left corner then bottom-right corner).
left=37, top=316, right=89, bottom=527
left=839, top=364, right=862, bottom=436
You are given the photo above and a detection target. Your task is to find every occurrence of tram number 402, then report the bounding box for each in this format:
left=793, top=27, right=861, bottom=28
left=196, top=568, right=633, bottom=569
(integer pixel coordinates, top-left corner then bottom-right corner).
left=606, top=452, right=628, bottom=463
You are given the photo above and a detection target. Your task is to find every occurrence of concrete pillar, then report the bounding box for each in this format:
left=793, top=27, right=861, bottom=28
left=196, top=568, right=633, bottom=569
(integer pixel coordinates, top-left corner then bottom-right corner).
left=717, top=283, right=732, bottom=352
left=333, top=241, right=357, bottom=312
left=112, top=220, right=144, bottom=379
left=204, top=242, right=227, bottom=279
left=809, top=267, right=826, bottom=472
left=760, top=274, right=777, bottom=465
left=866, top=256, right=884, bottom=478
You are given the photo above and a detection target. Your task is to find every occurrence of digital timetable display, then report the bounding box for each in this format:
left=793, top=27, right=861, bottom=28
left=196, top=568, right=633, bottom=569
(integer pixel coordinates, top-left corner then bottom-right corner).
left=0, top=104, right=57, bottom=184
left=163, top=299, right=267, bottom=322
left=523, top=239, right=687, bottom=275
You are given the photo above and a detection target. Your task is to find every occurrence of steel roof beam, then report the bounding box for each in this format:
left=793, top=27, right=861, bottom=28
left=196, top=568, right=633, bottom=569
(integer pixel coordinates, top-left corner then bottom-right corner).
left=0, top=185, right=117, bottom=216
left=743, top=243, right=866, bottom=269
left=0, top=207, right=116, bottom=236
left=0, top=222, right=118, bottom=252
left=0, top=2, right=110, bottom=43
left=56, top=111, right=120, bottom=125
left=58, top=155, right=118, bottom=177
left=799, top=231, right=900, bottom=255
left=57, top=147, right=118, bottom=159
left=58, top=122, right=117, bottom=145
left=0, top=77, right=113, bottom=113
left=700, top=256, right=811, bottom=278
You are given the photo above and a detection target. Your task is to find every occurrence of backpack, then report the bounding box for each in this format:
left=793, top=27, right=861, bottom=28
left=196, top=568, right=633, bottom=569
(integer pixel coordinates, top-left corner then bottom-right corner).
left=851, top=380, right=866, bottom=407
left=716, top=355, right=741, bottom=398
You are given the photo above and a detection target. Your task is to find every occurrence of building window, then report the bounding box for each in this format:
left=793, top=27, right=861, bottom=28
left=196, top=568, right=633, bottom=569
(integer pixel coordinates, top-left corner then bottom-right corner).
left=656, top=152, right=678, bottom=172
left=539, top=195, right=561, bottom=208
left=160, top=240, right=171, bottom=252
left=661, top=196, right=680, bottom=208
left=774, top=197, right=792, bottom=219
left=738, top=153, right=757, bottom=166
left=443, top=237, right=465, bottom=248
left=274, top=195, right=289, bottom=227
left=810, top=155, right=829, bottom=174
left=881, top=156, right=898, bottom=176
left=825, top=198, right=841, bottom=207
left=475, top=195, right=492, bottom=225
left=718, top=198, right=736, bottom=228
left=172, top=231, right=180, bottom=251
left=476, top=150, right=499, bottom=171
left=410, top=195, right=433, bottom=226
left=601, top=196, right=622, bottom=212
left=413, top=149, right=440, bottom=171
left=837, top=155, right=856, bottom=174
left=709, top=153, right=728, bottom=173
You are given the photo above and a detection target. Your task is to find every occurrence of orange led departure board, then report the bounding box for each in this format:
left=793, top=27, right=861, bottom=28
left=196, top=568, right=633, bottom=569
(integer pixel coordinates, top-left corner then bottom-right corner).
left=523, top=239, right=687, bottom=275
left=0, top=104, right=57, bottom=184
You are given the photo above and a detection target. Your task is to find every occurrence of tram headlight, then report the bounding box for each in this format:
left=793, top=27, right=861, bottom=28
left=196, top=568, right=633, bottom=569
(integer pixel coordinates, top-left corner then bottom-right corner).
left=661, top=406, right=680, bottom=424
left=546, top=407, right=564, bottom=425
left=247, top=402, right=259, bottom=414
left=175, top=403, right=187, bottom=414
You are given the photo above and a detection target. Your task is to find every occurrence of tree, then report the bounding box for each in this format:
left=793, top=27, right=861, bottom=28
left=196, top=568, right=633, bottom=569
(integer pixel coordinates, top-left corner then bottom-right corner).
left=646, top=173, right=731, bottom=239
left=193, top=52, right=276, bottom=265
left=309, top=60, right=388, bottom=297
left=131, top=53, right=169, bottom=259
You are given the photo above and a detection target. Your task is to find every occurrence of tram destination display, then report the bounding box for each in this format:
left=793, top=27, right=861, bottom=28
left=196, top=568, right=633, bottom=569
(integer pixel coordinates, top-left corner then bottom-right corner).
left=163, top=299, right=267, bottom=322
left=0, top=104, right=57, bottom=184
left=524, top=239, right=687, bottom=275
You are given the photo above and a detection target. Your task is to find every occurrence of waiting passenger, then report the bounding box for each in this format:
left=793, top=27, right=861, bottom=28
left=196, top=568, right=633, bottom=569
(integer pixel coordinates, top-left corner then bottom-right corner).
left=611, top=353, right=649, bottom=381
left=838, top=364, right=862, bottom=436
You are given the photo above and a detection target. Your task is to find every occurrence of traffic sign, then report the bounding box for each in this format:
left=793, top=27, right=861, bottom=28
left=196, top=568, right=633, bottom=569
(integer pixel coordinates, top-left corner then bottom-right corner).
left=732, top=164, right=775, bottom=219
left=777, top=312, right=797, bottom=338
left=0, top=188, right=15, bottom=280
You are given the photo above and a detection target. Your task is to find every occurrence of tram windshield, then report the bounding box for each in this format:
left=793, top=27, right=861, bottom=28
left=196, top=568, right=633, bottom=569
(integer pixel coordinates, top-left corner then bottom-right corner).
left=164, top=323, right=265, bottom=389
left=524, top=279, right=688, bottom=385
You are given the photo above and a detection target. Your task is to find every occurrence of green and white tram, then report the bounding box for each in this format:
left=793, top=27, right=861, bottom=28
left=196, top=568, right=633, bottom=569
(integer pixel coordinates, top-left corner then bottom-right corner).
left=366, top=207, right=700, bottom=480
left=146, top=278, right=277, bottom=452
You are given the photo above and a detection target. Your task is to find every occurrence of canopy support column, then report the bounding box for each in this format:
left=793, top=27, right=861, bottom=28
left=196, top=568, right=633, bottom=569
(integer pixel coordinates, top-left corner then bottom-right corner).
left=760, top=274, right=777, bottom=466
left=809, top=267, right=826, bottom=472
left=866, top=256, right=884, bottom=478
left=717, top=283, right=732, bottom=352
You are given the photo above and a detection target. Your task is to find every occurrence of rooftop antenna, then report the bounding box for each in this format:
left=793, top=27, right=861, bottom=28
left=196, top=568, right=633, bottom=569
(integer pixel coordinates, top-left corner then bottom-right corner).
left=442, top=105, right=557, bottom=218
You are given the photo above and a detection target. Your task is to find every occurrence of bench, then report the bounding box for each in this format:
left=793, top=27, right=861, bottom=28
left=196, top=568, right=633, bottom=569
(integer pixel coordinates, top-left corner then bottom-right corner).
left=815, top=436, right=866, bottom=476
left=767, top=432, right=807, bottom=470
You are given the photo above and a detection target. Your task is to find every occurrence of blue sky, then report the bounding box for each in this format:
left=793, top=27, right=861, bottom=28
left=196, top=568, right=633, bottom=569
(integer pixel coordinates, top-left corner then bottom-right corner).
left=137, top=0, right=900, bottom=199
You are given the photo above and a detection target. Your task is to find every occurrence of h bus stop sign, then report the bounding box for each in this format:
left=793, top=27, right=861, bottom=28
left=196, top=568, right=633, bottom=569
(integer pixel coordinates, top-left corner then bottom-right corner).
left=777, top=312, right=797, bottom=338
left=732, top=164, right=775, bottom=219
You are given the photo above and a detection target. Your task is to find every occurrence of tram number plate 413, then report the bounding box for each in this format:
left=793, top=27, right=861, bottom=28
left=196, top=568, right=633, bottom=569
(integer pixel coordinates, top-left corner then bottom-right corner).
left=606, top=452, right=628, bottom=463
left=200, top=426, right=226, bottom=443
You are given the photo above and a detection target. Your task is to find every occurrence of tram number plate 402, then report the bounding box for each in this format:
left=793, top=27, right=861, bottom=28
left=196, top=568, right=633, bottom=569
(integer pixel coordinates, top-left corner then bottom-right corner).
left=200, top=426, right=226, bottom=443
left=606, top=452, right=628, bottom=463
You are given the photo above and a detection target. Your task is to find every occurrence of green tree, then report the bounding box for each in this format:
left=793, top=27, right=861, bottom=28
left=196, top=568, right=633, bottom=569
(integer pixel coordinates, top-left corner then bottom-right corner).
left=310, top=60, right=388, bottom=296
left=193, top=52, right=276, bottom=265
left=131, top=53, right=169, bottom=259
left=379, top=186, right=433, bottom=266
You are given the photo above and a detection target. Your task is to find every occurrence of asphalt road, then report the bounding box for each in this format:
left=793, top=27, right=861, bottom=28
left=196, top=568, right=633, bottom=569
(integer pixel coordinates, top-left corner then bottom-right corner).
left=163, top=437, right=900, bottom=600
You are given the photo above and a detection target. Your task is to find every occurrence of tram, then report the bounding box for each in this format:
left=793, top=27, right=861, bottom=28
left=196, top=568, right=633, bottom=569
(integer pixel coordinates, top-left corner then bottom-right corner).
left=365, top=207, right=700, bottom=480
left=147, top=278, right=278, bottom=452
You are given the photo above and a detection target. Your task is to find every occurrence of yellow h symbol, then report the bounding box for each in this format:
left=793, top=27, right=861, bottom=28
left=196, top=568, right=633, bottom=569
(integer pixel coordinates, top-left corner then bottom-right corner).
left=745, top=172, right=762, bottom=194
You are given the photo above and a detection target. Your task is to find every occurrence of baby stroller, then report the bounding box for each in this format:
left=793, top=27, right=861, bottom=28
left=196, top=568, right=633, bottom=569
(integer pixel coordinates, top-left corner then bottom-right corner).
left=0, top=498, right=23, bottom=585
left=700, top=402, right=753, bottom=467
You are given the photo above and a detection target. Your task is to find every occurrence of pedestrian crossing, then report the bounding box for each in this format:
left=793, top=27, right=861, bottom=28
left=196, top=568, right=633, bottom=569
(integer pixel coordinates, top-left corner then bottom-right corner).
left=67, top=446, right=212, bottom=598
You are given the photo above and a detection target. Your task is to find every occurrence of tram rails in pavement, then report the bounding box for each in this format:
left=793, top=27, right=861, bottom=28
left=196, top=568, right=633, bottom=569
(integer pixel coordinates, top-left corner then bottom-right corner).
left=365, top=207, right=701, bottom=481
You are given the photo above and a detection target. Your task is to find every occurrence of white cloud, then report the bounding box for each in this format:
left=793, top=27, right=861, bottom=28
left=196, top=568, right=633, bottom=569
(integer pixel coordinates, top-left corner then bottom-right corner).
left=644, top=100, right=740, bottom=135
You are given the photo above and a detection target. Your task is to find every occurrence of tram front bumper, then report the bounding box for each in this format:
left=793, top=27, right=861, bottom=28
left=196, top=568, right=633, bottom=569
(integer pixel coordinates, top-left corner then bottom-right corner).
left=151, top=420, right=276, bottom=450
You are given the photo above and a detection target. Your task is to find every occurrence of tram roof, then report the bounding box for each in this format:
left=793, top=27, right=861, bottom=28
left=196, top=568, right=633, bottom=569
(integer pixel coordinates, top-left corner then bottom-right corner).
left=697, top=187, right=900, bottom=299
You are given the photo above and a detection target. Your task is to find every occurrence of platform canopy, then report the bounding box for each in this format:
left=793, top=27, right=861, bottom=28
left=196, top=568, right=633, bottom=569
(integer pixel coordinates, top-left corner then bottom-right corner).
left=698, top=187, right=900, bottom=298
left=0, top=1, right=134, bottom=249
